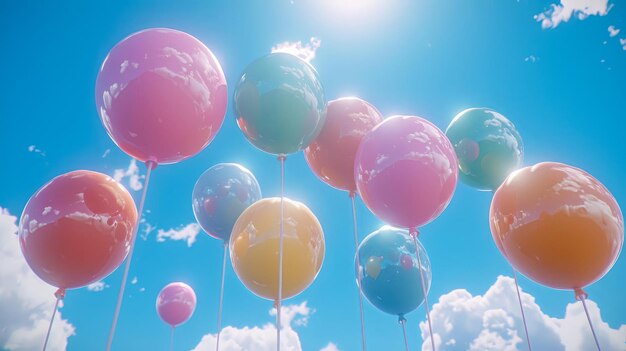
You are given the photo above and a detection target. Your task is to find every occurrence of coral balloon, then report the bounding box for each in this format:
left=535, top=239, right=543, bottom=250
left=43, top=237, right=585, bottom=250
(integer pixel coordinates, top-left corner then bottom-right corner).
left=446, top=108, right=524, bottom=191
left=192, top=163, right=262, bottom=241
left=96, top=28, right=228, bottom=164
left=356, top=226, right=431, bottom=317
left=233, top=53, right=327, bottom=155
left=156, top=282, right=197, bottom=327
left=304, top=97, right=383, bottom=192
left=490, top=162, right=624, bottom=290
left=230, top=197, right=325, bottom=301
left=355, top=116, right=458, bottom=228
left=18, top=171, right=137, bottom=289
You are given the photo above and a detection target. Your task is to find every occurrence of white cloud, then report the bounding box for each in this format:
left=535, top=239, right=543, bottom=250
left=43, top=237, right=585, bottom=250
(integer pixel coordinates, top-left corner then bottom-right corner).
left=535, top=0, right=612, bottom=29
left=419, top=275, right=626, bottom=351
left=320, top=342, right=340, bottom=351
left=191, top=302, right=310, bottom=351
left=270, top=301, right=313, bottom=328
left=620, top=38, right=626, bottom=50
left=139, top=218, right=155, bottom=241
left=524, top=55, right=538, bottom=63
left=113, top=159, right=144, bottom=191
left=192, top=301, right=336, bottom=351
left=271, top=37, right=321, bottom=63
left=85, top=281, right=108, bottom=292
left=102, top=149, right=111, bottom=158
left=27, top=145, right=46, bottom=157
left=156, top=223, right=201, bottom=247
left=131, top=276, right=138, bottom=285
left=608, top=25, right=620, bottom=37
left=0, top=207, right=75, bottom=350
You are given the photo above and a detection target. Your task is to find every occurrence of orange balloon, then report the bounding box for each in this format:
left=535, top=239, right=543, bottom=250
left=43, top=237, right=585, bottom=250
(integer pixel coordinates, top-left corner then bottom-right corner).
left=229, top=197, right=325, bottom=301
left=490, top=162, right=623, bottom=290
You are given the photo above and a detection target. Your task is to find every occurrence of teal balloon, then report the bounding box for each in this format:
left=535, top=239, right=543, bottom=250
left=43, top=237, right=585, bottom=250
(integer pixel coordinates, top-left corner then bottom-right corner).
left=356, top=226, right=431, bottom=318
left=233, top=53, right=327, bottom=155
left=445, top=108, right=523, bottom=191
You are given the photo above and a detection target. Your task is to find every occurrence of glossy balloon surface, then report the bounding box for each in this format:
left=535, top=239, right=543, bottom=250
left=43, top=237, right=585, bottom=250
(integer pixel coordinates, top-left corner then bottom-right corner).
left=156, top=282, right=197, bottom=327
left=96, top=28, right=227, bottom=164
left=355, top=116, right=458, bottom=228
left=230, top=197, right=325, bottom=301
left=356, top=226, right=431, bottom=316
left=304, top=97, right=383, bottom=192
left=192, top=163, right=262, bottom=241
left=234, top=53, right=327, bottom=155
left=18, top=171, right=137, bottom=289
left=446, top=108, right=523, bottom=191
left=490, top=162, right=623, bottom=290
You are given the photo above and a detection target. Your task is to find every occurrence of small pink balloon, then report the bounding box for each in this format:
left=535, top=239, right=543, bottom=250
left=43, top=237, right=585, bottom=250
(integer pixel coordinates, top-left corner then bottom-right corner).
left=355, top=116, right=458, bottom=228
left=156, top=282, right=197, bottom=327
left=96, top=28, right=228, bottom=165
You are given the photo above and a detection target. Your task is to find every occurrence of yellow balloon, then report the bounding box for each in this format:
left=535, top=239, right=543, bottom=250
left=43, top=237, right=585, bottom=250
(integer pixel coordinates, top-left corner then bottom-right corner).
left=229, top=197, right=325, bottom=301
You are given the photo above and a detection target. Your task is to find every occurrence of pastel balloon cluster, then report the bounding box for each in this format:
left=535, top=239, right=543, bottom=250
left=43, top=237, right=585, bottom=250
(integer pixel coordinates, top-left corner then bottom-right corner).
left=15, top=24, right=624, bottom=351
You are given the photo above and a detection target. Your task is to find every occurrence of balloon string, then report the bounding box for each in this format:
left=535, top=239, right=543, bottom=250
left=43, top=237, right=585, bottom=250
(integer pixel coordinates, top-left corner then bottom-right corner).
left=350, top=192, right=367, bottom=351
left=106, top=160, right=156, bottom=351
left=399, top=317, right=410, bottom=351
left=216, top=242, right=228, bottom=351
left=170, top=326, right=174, bottom=351
left=42, top=288, right=64, bottom=351
left=512, top=269, right=532, bottom=351
left=410, top=228, right=435, bottom=351
left=576, top=290, right=602, bottom=351
left=277, top=154, right=286, bottom=351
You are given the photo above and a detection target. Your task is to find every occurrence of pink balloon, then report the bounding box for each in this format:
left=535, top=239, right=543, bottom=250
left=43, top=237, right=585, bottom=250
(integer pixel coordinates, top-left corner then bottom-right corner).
left=355, top=116, right=458, bottom=228
left=96, top=28, right=227, bottom=165
left=156, top=282, right=197, bottom=327
left=18, top=171, right=137, bottom=289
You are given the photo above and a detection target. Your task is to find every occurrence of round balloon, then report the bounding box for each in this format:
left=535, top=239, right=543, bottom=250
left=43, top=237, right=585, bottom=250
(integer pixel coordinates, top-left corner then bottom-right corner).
left=156, top=282, right=197, bottom=327
left=356, top=226, right=431, bottom=316
left=233, top=53, right=327, bottom=155
left=355, top=116, right=458, bottom=228
left=230, top=197, right=325, bottom=301
left=18, top=171, right=137, bottom=289
left=490, top=162, right=624, bottom=290
left=304, top=97, right=383, bottom=192
left=96, top=28, right=228, bottom=164
left=192, top=163, right=262, bottom=241
left=446, top=108, right=523, bottom=191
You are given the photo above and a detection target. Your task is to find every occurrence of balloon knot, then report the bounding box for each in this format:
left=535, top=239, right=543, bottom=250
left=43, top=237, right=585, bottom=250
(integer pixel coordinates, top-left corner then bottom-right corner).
left=54, top=288, right=66, bottom=300
left=409, top=227, right=420, bottom=238
left=145, top=158, right=158, bottom=170
left=574, top=288, right=588, bottom=301
left=277, top=154, right=286, bottom=162
left=273, top=300, right=279, bottom=309
left=398, top=315, right=407, bottom=324
left=349, top=190, right=356, bottom=198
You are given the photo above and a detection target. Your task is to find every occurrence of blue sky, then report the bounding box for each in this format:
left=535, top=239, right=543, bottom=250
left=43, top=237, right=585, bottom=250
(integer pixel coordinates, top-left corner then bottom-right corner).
left=1, top=0, right=625, bottom=350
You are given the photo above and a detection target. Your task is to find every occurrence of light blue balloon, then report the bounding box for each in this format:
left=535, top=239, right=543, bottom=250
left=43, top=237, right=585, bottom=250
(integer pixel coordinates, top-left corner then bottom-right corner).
left=192, top=163, right=261, bottom=241
left=445, top=108, right=524, bottom=191
left=233, top=53, right=327, bottom=155
left=355, top=226, right=432, bottom=318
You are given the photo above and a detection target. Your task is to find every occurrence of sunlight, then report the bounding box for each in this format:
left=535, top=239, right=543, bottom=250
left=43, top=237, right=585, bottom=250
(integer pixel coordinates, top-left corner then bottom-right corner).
left=321, top=0, right=391, bottom=28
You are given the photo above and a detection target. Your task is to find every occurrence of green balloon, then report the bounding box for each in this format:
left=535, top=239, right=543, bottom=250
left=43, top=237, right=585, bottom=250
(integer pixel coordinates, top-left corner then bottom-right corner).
left=445, top=108, right=523, bottom=191
left=233, top=53, right=327, bottom=155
